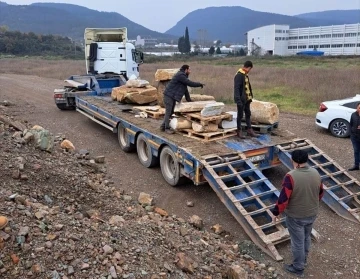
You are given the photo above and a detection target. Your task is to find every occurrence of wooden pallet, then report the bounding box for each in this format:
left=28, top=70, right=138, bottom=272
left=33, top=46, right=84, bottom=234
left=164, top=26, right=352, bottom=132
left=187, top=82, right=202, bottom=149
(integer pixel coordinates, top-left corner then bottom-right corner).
left=183, top=112, right=233, bottom=126
left=132, top=106, right=165, bottom=119
left=180, top=128, right=237, bottom=142
left=241, top=122, right=279, bottom=134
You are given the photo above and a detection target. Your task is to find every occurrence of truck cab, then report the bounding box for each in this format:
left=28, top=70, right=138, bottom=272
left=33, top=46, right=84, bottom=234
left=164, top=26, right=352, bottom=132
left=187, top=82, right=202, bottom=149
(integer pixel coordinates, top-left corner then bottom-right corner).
left=54, top=27, right=144, bottom=110
left=84, top=28, right=143, bottom=79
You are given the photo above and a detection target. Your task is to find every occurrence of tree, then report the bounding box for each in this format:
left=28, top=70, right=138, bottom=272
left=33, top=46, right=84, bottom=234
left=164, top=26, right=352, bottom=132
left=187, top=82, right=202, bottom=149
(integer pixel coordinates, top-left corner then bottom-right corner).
left=208, top=46, right=215, bottom=55
left=184, top=27, right=191, bottom=53
left=239, top=48, right=246, bottom=56
left=178, top=36, right=186, bottom=53
left=216, top=47, right=221, bottom=54
left=215, top=40, right=222, bottom=47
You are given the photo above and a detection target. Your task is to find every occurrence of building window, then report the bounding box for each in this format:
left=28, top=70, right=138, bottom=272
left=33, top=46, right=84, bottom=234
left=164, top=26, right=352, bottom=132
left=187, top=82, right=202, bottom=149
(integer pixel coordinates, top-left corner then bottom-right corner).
left=289, top=36, right=299, bottom=40
left=320, top=44, right=331, bottom=48
left=344, top=44, right=356, bottom=47
left=299, top=36, right=309, bottom=39
left=309, top=35, right=320, bottom=39
left=332, top=33, right=344, bottom=38
left=345, top=33, right=357, bottom=37
left=357, top=43, right=360, bottom=47
left=288, top=46, right=298, bottom=49
left=320, top=34, right=331, bottom=38
left=331, top=44, right=343, bottom=48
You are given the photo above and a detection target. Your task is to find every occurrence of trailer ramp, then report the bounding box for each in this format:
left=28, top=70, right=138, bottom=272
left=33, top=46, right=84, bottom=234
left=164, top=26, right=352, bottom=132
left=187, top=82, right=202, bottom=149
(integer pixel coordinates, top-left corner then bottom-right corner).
left=201, top=154, right=319, bottom=261
left=276, top=139, right=360, bottom=224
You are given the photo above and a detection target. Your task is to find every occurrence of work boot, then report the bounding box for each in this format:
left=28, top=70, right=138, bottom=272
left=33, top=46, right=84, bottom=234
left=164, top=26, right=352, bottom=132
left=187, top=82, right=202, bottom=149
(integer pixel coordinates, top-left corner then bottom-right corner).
left=283, top=264, right=304, bottom=278
left=247, top=128, right=257, bottom=137
left=237, top=129, right=245, bottom=139
left=0, top=216, right=8, bottom=230
left=160, top=126, right=165, bottom=132
left=348, top=166, right=359, bottom=171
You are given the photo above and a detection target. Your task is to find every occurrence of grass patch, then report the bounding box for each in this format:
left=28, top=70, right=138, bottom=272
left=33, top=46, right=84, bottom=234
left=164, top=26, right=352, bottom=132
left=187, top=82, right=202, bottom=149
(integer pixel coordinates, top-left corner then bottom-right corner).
left=255, top=87, right=319, bottom=115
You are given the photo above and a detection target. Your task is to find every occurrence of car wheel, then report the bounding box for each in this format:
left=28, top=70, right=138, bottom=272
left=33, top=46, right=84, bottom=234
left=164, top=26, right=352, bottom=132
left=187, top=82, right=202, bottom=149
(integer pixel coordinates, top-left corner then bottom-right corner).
left=329, top=119, right=350, bottom=138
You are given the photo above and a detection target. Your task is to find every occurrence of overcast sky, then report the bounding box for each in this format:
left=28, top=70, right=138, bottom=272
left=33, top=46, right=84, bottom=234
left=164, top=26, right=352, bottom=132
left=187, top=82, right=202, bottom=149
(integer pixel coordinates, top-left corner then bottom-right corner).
left=7, top=0, right=360, bottom=32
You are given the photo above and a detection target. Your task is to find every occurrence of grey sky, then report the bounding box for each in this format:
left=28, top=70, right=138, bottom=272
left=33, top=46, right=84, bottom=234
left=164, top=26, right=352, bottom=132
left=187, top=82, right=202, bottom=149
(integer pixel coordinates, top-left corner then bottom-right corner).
left=7, top=0, right=360, bottom=32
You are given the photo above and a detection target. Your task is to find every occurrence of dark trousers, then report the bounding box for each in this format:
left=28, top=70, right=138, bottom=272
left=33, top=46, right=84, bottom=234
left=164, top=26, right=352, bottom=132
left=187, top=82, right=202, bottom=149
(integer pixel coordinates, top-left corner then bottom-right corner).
left=237, top=101, right=251, bottom=130
left=351, top=135, right=360, bottom=167
left=161, top=95, right=176, bottom=130
left=286, top=215, right=317, bottom=270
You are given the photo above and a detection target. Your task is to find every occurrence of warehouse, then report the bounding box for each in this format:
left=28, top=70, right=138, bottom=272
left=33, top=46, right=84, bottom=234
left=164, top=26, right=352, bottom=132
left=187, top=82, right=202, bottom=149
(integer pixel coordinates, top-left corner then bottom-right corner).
left=247, top=23, right=360, bottom=56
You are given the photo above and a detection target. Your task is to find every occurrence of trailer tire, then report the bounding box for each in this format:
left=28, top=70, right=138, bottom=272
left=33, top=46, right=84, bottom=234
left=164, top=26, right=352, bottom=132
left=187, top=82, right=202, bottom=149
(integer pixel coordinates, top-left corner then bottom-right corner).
left=136, top=133, right=158, bottom=168
left=160, top=146, right=184, bottom=186
left=117, top=122, right=135, bottom=152
left=56, top=103, right=75, bottom=111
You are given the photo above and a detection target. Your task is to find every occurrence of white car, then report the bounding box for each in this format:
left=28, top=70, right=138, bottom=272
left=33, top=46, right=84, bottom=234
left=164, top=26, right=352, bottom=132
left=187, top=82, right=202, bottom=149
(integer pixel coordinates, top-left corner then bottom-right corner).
left=315, top=95, right=360, bottom=138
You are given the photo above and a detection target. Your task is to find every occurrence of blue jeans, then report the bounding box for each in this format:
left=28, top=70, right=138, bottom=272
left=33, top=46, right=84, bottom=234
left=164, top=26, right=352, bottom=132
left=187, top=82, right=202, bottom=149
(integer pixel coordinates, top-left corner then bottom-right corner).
left=351, top=135, right=360, bottom=167
left=286, top=215, right=317, bottom=270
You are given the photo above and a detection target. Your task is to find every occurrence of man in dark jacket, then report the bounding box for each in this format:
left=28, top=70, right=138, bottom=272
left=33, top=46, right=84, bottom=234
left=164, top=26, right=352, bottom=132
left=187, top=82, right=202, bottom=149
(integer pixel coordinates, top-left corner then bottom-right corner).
left=234, top=60, right=256, bottom=138
left=160, top=65, right=204, bottom=134
left=272, top=150, right=324, bottom=278
left=348, top=102, right=360, bottom=171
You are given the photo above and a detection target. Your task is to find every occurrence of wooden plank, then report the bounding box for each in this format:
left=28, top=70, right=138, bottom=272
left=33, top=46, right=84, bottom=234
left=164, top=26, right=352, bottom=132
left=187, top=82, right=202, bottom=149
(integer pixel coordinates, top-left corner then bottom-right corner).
left=180, top=128, right=237, bottom=142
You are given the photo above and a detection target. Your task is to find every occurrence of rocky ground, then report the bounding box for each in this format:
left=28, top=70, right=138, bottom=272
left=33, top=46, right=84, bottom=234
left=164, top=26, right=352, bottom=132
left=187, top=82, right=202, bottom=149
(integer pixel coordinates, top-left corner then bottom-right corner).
left=0, top=107, right=279, bottom=278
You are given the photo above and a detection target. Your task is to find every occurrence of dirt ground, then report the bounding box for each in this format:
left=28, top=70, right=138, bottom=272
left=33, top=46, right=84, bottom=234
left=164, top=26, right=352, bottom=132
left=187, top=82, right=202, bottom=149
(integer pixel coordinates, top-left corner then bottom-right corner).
left=0, top=73, right=359, bottom=279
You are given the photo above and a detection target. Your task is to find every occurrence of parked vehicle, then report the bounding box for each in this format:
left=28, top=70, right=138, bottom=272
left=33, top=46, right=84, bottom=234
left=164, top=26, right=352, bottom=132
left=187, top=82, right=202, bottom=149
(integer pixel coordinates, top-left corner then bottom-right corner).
left=315, top=94, right=360, bottom=138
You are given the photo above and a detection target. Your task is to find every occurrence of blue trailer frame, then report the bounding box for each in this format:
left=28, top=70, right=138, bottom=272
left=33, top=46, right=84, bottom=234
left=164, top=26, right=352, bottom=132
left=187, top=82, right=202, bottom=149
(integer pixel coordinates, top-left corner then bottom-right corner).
left=56, top=75, right=360, bottom=261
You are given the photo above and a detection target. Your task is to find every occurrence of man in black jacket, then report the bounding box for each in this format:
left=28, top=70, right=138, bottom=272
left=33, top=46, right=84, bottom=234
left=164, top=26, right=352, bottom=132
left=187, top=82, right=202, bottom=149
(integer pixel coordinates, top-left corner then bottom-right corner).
left=160, top=65, right=204, bottom=134
left=234, top=61, right=256, bottom=138
left=348, top=102, right=360, bottom=171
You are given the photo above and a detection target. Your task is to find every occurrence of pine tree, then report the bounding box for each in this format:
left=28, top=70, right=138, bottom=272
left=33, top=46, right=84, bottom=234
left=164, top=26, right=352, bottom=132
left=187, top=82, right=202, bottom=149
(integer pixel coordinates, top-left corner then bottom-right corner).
left=184, top=27, right=191, bottom=53
left=209, top=46, right=215, bottom=55
left=216, top=47, right=221, bottom=54
left=178, top=36, right=185, bottom=53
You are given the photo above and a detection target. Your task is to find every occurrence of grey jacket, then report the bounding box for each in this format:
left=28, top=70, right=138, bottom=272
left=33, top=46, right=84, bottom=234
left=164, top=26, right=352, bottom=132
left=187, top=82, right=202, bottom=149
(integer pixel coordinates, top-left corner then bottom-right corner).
left=163, top=70, right=203, bottom=102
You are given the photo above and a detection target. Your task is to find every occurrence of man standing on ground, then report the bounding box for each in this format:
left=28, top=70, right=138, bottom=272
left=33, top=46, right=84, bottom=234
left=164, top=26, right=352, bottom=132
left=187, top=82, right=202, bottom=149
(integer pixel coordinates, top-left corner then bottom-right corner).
left=348, top=102, right=360, bottom=171
left=272, top=149, right=324, bottom=278
left=234, top=60, right=256, bottom=138
left=160, top=65, right=204, bottom=134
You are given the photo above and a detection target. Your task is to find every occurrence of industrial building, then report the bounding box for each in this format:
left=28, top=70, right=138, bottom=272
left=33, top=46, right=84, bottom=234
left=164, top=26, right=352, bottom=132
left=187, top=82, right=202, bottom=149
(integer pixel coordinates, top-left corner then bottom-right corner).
left=247, top=23, right=360, bottom=56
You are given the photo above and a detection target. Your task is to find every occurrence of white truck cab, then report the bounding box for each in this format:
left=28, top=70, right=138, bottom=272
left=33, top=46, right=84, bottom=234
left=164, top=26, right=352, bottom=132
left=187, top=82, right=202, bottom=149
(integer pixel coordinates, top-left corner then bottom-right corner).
left=84, top=28, right=143, bottom=78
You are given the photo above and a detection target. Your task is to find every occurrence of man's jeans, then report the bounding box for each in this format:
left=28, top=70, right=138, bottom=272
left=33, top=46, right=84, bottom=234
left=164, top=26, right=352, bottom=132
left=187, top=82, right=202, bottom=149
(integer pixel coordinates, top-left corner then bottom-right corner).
left=161, top=95, right=176, bottom=130
left=351, top=135, right=360, bottom=167
left=286, top=215, right=317, bottom=270
left=237, top=101, right=251, bottom=130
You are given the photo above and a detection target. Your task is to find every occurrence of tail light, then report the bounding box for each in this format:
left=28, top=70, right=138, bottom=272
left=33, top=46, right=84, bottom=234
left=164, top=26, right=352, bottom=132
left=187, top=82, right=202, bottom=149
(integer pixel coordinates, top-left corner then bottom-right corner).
left=54, top=93, right=64, bottom=99
left=319, top=103, right=327, bottom=112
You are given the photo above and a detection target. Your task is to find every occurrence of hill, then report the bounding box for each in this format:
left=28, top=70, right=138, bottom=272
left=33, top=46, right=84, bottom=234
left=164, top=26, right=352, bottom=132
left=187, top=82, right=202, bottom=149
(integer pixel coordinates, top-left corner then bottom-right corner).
left=296, top=10, right=360, bottom=26
left=165, top=6, right=360, bottom=43
left=0, top=2, right=174, bottom=41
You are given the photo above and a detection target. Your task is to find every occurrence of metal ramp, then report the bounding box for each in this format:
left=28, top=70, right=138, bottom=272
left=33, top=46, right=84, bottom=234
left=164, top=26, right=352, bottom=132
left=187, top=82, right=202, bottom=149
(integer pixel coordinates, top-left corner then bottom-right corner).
left=276, top=139, right=360, bottom=224
left=201, top=154, right=320, bottom=261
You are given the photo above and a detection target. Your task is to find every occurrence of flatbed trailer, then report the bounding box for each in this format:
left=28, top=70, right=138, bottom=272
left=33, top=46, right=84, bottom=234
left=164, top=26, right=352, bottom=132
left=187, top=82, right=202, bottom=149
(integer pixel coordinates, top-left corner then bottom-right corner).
left=58, top=76, right=360, bottom=261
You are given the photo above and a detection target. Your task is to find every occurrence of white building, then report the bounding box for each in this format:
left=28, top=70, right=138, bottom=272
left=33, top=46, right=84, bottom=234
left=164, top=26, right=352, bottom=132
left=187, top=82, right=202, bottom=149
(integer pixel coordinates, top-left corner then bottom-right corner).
left=247, top=23, right=360, bottom=56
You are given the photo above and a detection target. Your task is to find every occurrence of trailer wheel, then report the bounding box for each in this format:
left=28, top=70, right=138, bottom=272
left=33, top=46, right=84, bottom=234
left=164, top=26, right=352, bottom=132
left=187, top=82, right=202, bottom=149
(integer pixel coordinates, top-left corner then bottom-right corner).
left=117, top=122, right=135, bottom=152
left=56, top=103, right=75, bottom=110
left=136, top=133, right=158, bottom=168
left=160, top=146, right=185, bottom=186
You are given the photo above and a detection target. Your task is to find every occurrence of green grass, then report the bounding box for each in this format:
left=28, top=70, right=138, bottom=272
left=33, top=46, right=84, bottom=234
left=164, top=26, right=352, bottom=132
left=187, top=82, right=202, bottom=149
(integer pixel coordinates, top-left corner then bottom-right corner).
left=255, top=87, right=319, bottom=115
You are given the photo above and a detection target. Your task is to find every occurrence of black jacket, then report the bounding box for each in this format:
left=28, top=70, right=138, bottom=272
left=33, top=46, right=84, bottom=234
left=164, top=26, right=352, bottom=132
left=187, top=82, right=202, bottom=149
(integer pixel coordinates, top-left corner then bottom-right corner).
left=164, top=70, right=202, bottom=102
left=234, top=71, right=252, bottom=105
left=350, top=111, right=360, bottom=138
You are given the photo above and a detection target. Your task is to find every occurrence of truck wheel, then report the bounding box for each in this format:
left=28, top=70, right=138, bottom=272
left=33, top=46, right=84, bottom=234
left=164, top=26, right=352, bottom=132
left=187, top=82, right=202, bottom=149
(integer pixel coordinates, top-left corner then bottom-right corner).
left=136, top=133, right=158, bottom=168
left=56, top=103, right=75, bottom=110
left=160, top=146, right=184, bottom=186
left=117, top=122, right=135, bottom=152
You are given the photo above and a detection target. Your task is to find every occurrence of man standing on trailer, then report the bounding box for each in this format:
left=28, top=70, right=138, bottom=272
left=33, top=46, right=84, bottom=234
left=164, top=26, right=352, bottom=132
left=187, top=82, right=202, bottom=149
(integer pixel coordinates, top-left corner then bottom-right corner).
left=160, top=65, right=204, bottom=134
left=272, top=149, right=324, bottom=278
left=234, top=60, right=256, bottom=138
left=348, top=102, right=360, bottom=171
